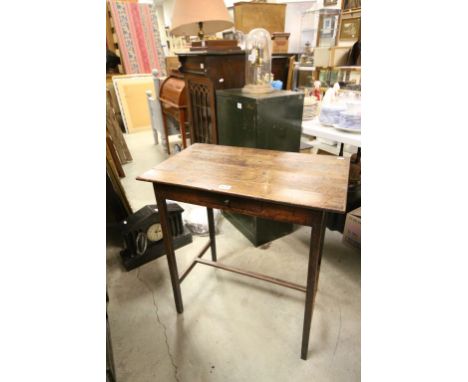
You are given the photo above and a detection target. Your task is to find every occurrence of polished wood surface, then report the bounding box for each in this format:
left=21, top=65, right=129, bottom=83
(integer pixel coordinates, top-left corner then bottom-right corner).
left=150, top=182, right=324, bottom=226
left=139, top=143, right=344, bottom=359
left=138, top=143, right=350, bottom=213
left=159, top=75, right=189, bottom=154
left=159, top=76, right=187, bottom=108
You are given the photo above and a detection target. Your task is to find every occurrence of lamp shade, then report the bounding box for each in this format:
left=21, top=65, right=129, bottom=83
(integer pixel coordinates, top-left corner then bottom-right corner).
left=170, top=0, right=233, bottom=36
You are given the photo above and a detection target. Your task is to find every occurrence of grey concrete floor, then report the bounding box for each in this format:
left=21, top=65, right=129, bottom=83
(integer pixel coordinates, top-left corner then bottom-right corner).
left=107, top=131, right=361, bottom=382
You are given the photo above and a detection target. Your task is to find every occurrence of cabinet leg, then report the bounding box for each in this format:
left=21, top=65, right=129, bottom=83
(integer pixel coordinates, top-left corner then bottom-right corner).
left=207, top=207, right=217, bottom=262
left=155, top=187, right=183, bottom=313
left=179, top=111, right=188, bottom=149
left=161, top=112, right=171, bottom=155
left=301, top=212, right=327, bottom=360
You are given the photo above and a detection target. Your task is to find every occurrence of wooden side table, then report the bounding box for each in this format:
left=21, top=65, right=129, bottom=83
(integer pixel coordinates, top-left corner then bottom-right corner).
left=137, top=144, right=350, bottom=359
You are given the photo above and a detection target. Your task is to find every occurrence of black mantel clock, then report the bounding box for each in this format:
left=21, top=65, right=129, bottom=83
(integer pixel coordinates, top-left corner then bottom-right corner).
left=119, top=203, right=192, bottom=271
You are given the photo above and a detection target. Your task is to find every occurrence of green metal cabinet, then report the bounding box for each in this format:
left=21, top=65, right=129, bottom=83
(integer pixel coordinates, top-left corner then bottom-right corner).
left=216, top=89, right=304, bottom=246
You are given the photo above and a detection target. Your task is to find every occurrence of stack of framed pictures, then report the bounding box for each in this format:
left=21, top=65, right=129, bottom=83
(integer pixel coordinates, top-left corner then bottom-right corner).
left=300, top=7, right=341, bottom=48
left=338, top=0, right=361, bottom=43
left=339, top=15, right=361, bottom=42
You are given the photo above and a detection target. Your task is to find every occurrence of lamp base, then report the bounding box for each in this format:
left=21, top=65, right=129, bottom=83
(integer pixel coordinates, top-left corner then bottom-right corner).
left=190, top=39, right=240, bottom=52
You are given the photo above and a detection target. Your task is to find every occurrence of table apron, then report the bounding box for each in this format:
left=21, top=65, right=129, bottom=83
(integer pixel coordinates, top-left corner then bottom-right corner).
left=153, top=183, right=323, bottom=227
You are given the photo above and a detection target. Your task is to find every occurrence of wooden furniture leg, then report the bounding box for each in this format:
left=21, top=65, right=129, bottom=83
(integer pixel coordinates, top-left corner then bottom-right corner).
left=179, top=110, right=188, bottom=149
left=301, top=212, right=327, bottom=360
left=154, top=186, right=183, bottom=313
left=207, top=207, right=217, bottom=262
left=314, top=212, right=327, bottom=302
left=161, top=111, right=171, bottom=155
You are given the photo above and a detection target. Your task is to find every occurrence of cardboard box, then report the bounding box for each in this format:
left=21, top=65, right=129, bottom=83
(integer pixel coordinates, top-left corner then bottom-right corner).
left=343, top=207, right=361, bottom=249
left=272, top=32, right=290, bottom=54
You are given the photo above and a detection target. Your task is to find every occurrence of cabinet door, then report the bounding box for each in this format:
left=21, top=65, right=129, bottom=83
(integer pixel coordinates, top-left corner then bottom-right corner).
left=256, top=96, right=303, bottom=152
left=185, top=75, right=217, bottom=144
left=217, top=96, right=257, bottom=149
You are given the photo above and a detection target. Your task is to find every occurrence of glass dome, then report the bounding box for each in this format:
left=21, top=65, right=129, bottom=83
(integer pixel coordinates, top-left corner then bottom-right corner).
left=234, top=30, right=246, bottom=50
left=243, top=28, right=274, bottom=94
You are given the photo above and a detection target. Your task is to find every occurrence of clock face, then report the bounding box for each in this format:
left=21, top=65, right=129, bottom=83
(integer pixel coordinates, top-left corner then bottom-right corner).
left=146, top=223, right=163, bottom=242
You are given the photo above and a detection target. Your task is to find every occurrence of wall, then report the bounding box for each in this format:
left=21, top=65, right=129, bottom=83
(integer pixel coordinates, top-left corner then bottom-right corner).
left=285, top=1, right=315, bottom=53
left=160, top=0, right=175, bottom=27
left=158, top=0, right=356, bottom=51
left=159, top=0, right=326, bottom=28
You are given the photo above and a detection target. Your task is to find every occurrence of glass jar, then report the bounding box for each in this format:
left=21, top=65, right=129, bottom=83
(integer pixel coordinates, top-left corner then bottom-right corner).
left=243, top=28, right=274, bottom=94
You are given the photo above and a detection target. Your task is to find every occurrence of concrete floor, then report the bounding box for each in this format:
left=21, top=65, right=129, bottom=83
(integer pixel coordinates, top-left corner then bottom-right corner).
left=107, top=131, right=361, bottom=382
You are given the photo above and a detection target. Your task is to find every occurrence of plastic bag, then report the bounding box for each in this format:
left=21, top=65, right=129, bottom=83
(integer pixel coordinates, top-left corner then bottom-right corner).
left=179, top=203, right=222, bottom=236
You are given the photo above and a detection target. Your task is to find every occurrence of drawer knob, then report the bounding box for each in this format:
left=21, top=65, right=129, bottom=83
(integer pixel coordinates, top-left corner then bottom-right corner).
left=223, top=199, right=230, bottom=206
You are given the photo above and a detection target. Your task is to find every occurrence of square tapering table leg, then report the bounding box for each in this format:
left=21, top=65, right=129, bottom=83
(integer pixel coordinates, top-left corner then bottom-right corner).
left=207, top=207, right=217, bottom=262
left=301, top=212, right=327, bottom=360
left=155, top=187, right=184, bottom=313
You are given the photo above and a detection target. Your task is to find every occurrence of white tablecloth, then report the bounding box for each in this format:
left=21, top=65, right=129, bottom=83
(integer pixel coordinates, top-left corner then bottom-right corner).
left=302, top=118, right=361, bottom=147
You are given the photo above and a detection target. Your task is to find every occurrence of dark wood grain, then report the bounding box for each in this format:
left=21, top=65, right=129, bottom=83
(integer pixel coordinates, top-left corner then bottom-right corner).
left=139, top=144, right=348, bottom=360
left=154, top=186, right=184, bottom=313
left=207, top=207, right=217, bottom=261
left=195, top=258, right=307, bottom=293
left=178, top=51, right=296, bottom=144
left=138, top=143, right=350, bottom=213
left=301, top=212, right=327, bottom=360
left=151, top=182, right=323, bottom=227
left=159, top=75, right=189, bottom=155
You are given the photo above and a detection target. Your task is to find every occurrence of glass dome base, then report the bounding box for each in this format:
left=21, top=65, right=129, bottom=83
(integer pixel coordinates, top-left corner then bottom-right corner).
left=242, top=83, right=275, bottom=94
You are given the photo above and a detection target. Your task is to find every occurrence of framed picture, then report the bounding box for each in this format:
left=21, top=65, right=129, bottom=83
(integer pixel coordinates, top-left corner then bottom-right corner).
left=324, top=0, right=338, bottom=6
left=339, top=17, right=360, bottom=41
left=343, top=0, right=361, bottom=10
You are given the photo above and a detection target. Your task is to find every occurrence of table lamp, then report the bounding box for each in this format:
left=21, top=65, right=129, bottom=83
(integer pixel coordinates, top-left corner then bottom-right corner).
left=170, top=0, right=238, bottom=51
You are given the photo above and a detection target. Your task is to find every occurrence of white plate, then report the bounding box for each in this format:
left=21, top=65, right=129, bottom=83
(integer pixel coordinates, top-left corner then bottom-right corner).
left=333, top=125, right=361, bottom=133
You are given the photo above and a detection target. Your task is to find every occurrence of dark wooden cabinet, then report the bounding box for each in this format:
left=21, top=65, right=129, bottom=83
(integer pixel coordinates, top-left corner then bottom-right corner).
left=177, top=51, right=245, bottom=144
left=216, top=89, right=304, bottom=246
left=177, top=51, right=295, bottom=145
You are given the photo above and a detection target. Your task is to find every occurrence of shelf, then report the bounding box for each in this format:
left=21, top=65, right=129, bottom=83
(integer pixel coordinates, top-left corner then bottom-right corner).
left=342, top=8, right=361, bottom=14
left=334, top=66, right=361, bottom=70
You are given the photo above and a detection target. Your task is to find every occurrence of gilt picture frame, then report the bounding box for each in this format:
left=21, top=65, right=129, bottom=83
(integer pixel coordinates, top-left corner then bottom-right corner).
left=343, top=0, right=361, bottom=10
left=339, top=17, right=361, bottom=41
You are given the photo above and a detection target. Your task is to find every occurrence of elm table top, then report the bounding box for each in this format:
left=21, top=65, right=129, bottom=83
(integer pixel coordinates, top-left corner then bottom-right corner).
left=137, top=143, right=350, bottom=213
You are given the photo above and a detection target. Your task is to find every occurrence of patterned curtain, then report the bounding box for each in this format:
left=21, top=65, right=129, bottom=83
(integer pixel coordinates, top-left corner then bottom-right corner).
left=108, top=1, right=166, bottom=75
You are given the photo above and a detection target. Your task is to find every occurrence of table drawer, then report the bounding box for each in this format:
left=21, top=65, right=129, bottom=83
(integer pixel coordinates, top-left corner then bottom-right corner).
left=154, top=183, right=321, bottom=227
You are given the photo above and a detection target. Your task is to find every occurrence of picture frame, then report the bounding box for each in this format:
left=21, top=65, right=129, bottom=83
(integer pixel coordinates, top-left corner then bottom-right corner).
left=324, top=0, right=338, bottom=6
left=343, top=0, right=361, bottom=11
left=319, top=15, right=335, bottom=39
left=339, top=17, right=361, bottom=41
